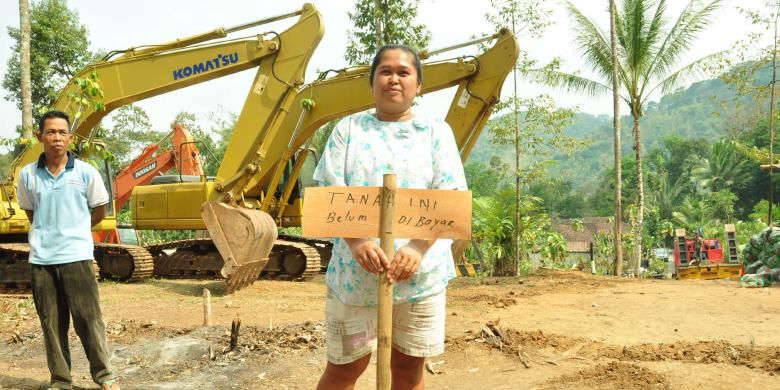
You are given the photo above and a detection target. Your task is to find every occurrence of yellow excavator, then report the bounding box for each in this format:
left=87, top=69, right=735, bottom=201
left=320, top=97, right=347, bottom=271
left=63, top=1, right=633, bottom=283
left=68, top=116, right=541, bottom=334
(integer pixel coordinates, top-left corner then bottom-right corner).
left=0, top=2, right=519, bottom=293
left=130, top=28, right=520, bottom=292
left=0, top=4, right=324, bottom=293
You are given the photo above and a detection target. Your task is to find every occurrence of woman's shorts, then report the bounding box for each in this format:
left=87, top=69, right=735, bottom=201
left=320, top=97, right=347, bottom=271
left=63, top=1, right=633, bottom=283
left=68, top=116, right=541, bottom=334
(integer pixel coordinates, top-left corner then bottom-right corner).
left=325, top=288, right=447, bottom=364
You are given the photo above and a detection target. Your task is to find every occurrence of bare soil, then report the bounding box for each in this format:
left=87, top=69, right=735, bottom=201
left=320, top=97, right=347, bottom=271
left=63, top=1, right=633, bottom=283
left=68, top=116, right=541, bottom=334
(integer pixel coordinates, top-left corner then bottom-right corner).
left=1, top=269, right=778, bottom=389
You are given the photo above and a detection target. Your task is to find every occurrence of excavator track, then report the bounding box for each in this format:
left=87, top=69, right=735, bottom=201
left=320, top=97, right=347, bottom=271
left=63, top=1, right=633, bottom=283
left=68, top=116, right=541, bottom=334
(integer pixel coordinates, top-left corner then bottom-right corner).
left=0, top=243, right=32, bottom=294
left=263, top=239, right=322, bottom=280
left=0, top=242, right=153, bottom=294
left=277, top=235, right=332, bottom=272
left=147, top=237, right=331, bottom=284
left=148, top=238, right=266, bottom=293
left=148, top=239, right=223, bottom=278
left=93, top=243, right=155, bottom=281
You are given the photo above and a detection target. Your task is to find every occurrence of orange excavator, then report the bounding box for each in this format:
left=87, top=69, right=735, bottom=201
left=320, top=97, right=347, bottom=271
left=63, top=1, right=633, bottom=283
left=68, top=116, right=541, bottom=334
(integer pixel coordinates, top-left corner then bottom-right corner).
left=92, top=123, right=204, bottom=245
left=90, top=124, right=205, bottom=279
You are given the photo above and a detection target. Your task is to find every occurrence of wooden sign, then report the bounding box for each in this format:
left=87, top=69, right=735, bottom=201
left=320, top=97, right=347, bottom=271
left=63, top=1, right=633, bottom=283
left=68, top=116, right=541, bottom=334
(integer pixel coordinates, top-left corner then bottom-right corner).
left=302, top=186, right=471, bottom=239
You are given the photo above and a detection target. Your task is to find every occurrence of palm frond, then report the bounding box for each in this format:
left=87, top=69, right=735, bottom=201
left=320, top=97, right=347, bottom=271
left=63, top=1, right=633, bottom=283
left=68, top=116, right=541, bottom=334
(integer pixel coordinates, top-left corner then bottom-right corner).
left=645, top=49, right=727, bottom=99
left=538, top=69, right=614, bottom=97
left=622, top=0, right=654, bottom=73
left=644, top=0, right=722, bottom=85
left=566, top=1, right=617, bottom=83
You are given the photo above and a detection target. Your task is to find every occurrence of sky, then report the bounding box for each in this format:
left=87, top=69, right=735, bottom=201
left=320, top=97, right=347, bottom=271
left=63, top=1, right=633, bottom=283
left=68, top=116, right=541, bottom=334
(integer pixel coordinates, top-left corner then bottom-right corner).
left=0, top=0, right=768, bottom=141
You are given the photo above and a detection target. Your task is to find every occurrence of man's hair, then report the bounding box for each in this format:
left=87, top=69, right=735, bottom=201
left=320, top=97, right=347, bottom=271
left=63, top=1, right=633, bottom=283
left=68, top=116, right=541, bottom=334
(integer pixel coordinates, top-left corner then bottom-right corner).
left=369, top=44, right=423, bottom=87
left=38, top=110, right=71, bottom=132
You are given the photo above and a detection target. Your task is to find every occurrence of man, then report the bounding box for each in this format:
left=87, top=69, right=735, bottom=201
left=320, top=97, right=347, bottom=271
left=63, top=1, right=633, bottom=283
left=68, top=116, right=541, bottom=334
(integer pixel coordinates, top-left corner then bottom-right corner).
left=691, top=231, right=704, bottom=266
left=16, top=110, right=119, bottom=390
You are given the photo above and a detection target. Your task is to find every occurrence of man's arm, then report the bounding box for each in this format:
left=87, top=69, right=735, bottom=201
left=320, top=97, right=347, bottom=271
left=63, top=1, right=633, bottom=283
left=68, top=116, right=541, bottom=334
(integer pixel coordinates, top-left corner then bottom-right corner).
left=91, top=205, right=106, bottom=227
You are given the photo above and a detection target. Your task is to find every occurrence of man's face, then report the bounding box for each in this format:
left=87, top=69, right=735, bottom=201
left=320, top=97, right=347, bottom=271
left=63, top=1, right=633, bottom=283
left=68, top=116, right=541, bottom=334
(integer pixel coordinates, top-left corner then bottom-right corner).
left=37, top=118, right=72, bottom=157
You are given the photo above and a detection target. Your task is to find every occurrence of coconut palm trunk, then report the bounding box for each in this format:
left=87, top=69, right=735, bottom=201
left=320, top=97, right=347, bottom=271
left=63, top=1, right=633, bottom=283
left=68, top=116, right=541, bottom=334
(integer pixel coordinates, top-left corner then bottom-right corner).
left=19, top=0, right=33, bottom=139
left=632, top=112, right=644, bottom=276
left=610, top=0, right=623, bottom=276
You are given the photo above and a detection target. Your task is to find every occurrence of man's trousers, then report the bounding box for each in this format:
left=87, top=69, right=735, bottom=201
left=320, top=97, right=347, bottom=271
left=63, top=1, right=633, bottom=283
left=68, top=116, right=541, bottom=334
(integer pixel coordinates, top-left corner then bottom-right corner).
left=31, top=260, right=113, bottom=389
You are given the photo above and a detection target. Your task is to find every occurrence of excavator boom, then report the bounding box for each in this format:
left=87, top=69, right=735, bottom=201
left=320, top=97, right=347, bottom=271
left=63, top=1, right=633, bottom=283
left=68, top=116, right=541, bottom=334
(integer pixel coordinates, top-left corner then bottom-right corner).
left=9, top=3, right=322, bottom=188
left=0, top=4, right=324, bottom=293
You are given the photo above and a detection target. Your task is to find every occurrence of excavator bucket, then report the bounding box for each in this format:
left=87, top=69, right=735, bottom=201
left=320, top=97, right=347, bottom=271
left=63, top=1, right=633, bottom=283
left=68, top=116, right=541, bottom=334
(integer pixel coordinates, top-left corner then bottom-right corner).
left=202, top=201, right=278, bottom=293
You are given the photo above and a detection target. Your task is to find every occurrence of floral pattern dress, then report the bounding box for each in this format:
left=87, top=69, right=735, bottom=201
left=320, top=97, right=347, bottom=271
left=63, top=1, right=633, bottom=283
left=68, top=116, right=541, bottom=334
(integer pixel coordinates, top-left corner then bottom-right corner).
left=313, top=111, right=468, bottom=306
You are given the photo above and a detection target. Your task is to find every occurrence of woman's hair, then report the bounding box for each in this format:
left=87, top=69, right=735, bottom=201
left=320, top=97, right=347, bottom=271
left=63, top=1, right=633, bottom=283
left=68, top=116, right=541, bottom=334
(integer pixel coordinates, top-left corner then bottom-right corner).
left=369, top=44, right=423, bottom=87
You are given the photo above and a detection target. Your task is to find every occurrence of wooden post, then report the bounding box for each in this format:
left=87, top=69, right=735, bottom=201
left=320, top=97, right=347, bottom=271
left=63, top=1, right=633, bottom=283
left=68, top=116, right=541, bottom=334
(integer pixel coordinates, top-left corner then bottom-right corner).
left=203, top=288, right=212, bottom=326
left=377, top=174, right=396, bottom=390
left=230, top=318, right=241, bottom=351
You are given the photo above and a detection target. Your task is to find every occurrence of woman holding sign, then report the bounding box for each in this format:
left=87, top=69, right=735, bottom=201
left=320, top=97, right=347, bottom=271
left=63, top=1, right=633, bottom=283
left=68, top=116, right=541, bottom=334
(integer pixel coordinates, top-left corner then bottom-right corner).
left=314, top=44, right=467, bottom=390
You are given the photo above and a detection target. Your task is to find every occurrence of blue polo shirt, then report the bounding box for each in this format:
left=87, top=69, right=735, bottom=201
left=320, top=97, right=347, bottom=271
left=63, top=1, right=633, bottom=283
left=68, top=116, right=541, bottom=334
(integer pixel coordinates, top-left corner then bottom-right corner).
left=16, top=152, right=109, bottom=265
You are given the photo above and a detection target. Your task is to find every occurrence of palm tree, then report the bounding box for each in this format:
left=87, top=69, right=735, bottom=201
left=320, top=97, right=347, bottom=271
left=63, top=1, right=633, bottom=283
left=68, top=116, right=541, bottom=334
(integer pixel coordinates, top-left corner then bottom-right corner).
left=546, top=0, right=722, bottom=276
left=672, top=196, right=714, bottom=232
left=690, top=140, right=752, bottom=193
left=648, top=172, right=687, bottom=220
left=609, top=0, right=623, bottom=276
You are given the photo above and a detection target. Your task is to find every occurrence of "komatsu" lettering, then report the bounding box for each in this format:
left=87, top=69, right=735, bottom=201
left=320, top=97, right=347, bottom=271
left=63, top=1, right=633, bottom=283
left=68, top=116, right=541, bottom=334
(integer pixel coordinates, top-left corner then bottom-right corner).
left=173, top=52, right=239, bottom=80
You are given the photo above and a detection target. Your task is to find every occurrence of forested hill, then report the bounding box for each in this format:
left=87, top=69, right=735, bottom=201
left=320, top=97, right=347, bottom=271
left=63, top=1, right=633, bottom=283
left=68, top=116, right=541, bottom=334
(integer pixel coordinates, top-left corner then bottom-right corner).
left=467, top=65, right=765, bottom=194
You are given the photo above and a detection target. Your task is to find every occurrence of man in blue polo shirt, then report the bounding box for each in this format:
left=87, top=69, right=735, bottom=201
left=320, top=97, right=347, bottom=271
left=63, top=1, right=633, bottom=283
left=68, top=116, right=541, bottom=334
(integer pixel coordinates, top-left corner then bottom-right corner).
left=16, top=110, right=119, bottom=390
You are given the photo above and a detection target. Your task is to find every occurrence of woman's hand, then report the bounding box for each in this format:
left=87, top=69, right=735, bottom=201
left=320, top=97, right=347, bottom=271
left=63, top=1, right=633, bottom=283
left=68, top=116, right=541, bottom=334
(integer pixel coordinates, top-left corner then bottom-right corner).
left=387, top=240, right=433, bottom=283
left=345, top=238, right=389, bottom=274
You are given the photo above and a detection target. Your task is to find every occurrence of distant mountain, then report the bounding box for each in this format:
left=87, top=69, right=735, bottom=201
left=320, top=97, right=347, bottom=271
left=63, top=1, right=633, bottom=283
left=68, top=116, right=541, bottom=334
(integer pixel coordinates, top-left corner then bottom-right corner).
left=468, top=63, right=769, bottom=193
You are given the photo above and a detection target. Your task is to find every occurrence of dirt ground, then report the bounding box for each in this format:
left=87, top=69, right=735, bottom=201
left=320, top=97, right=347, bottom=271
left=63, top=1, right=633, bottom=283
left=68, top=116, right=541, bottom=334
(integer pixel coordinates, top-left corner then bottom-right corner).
left=1, top=269, right=778, bottom=389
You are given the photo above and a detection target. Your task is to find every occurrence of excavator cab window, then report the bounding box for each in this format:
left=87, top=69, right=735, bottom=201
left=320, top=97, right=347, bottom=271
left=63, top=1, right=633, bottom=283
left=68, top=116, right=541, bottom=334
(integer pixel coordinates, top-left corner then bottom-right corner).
left=298, top=149, right=319, bottom=190
left=275, top=148, right=318, bottom=205
left=116, top=223, right=140, bottom=246
left=85, top=157, right=116, bottom=217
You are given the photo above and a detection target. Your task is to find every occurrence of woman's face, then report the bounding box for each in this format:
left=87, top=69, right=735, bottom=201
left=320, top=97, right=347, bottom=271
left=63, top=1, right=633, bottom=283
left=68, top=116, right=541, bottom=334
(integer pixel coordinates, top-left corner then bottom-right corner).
left=371, top=49, right=421, bottom=118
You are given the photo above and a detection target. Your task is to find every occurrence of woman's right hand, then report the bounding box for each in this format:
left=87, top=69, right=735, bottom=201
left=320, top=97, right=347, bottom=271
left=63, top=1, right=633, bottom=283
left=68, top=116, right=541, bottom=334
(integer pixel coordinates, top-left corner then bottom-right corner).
left=345, top=238, right=389, bottom=274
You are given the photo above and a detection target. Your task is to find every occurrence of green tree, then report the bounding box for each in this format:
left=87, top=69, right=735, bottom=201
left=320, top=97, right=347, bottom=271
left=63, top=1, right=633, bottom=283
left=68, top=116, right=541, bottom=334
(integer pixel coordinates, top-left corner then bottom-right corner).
left=690, top=140, right=751, bottom=193
left=3, top=0, right=93, bottom=123
left=464, top=157, right=509, bottom=199
left=488, top=95, right=579, bottom=274
left=472, top=188, right=565, bottom=275
left=672, top=196, right=713, bottom=231
left=545, top=0, right=723, bottom=276
left=647, top=171, right=687, bottom=220
left=728, top=1, right=780, bottom=224
left=528, top=178, right=585, bottom=218
left=344, top=0, right=431, bottom=64
left=709, top=189, right=737, bottom=223
left=749, top=199, right=780, bottom=224
left=101, top=105, right=165, bottom=173
left=485, top=0, right=579, bottom=275
left=204, top=108, right=238, bottom=177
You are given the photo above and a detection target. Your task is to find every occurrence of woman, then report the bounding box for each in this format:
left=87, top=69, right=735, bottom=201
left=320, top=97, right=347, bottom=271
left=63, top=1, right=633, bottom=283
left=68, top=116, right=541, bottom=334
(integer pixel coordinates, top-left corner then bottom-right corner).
left=314, top=44, right=467, bottom=390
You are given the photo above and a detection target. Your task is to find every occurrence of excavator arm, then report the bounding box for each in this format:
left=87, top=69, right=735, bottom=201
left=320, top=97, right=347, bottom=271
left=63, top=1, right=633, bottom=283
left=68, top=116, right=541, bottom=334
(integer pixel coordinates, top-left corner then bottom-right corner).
left=255, top=28, right=520, bottom=224
left=8, top=3, right=323, bottom=190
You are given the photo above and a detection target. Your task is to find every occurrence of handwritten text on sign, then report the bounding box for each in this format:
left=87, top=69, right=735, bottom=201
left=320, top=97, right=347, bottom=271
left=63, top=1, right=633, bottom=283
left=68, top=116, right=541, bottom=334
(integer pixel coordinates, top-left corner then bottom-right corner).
left=302, top=186, right=471, bottom=239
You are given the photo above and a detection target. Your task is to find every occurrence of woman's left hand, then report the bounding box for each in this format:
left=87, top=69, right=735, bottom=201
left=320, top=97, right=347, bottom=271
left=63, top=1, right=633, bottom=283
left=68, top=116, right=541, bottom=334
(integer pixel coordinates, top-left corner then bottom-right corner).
left=387, top=244, right=423, bottom=283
